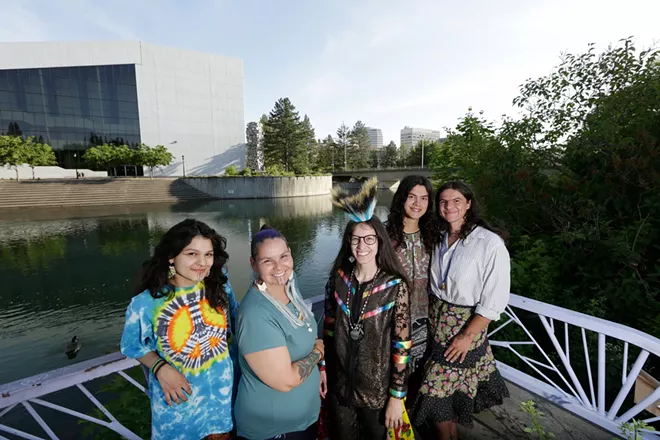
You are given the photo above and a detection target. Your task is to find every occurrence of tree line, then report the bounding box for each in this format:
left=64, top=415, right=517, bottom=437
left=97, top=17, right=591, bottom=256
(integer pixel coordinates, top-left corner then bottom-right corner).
left=429, top=38, right=660, bottom=391
left=0, top=133, right=173, bottom=179
left=250, top=97, right=443, bottom=175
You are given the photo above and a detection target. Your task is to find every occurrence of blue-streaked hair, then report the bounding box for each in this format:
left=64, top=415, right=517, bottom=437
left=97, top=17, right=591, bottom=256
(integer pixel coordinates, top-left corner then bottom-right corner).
left=251, top=225, right=288, bottom=260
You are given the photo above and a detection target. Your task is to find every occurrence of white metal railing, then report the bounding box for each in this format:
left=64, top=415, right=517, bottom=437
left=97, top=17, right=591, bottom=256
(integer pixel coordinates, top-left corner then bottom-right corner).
left=0, top=352, right=142, bottom=439
left=0, top=296, right=325, bottom=439
left=490, top=294, right=660, bottom=439
left=1, top=294, right=659, bottom=439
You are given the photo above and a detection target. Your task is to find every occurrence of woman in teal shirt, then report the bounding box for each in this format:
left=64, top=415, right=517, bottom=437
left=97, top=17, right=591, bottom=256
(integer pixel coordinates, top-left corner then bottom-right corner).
left=235, top=225, right=323, bottom=440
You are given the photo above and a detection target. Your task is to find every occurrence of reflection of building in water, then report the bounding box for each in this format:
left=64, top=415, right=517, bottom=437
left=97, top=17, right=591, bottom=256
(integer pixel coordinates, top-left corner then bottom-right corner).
left=0, top=219, right=100, bottom=242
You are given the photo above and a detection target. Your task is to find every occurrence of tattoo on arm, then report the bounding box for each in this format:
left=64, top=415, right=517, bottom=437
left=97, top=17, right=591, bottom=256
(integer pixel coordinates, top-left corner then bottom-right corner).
left=294, top=350, right=321, bottom=382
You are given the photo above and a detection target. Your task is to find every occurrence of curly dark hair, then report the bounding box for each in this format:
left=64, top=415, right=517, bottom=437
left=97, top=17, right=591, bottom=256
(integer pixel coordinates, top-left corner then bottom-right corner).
left=386, top=175, right=440, bottom=253
left=436, top=181, right=508, bottom=241
left=330, top=216, right=409, bottom=287
left=136, top=219, right=230, bottom=311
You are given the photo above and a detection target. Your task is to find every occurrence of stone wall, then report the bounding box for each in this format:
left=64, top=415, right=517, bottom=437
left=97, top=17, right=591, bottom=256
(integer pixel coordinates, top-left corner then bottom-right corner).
left=183, top=175, right=332, bottom=199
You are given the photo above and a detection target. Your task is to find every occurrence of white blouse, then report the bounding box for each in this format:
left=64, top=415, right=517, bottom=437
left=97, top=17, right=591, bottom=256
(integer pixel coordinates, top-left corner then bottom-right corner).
left=429, top=226, right=511, bottom=321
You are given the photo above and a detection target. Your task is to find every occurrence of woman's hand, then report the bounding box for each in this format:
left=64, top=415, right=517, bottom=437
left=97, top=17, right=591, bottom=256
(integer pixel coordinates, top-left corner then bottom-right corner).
left=385, top=397, right=404, bottom=429
left=313, top=338, right=324, bottom=359
left=156, top=364, right=192, bottom=406
left=444, top=331, right=473, bottom=363
left=319, top=370, right=327, bottom=398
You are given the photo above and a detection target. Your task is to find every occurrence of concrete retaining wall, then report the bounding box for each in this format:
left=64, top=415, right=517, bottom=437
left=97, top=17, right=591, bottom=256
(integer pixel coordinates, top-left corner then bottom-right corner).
left=184, top=175, right=332, bottom=199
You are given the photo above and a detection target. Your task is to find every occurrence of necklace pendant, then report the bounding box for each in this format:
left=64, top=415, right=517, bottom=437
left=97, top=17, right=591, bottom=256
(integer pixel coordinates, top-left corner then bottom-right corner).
left=350, top=324, right=364, bottom=341
left=307, top=326, right=313, bottom=332
left=441, top=282, right=447, bottom=290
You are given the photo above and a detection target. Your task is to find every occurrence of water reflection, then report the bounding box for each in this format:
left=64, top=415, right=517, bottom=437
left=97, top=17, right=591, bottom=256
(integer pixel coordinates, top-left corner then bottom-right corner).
left=0, top=192, right=394, bottom=383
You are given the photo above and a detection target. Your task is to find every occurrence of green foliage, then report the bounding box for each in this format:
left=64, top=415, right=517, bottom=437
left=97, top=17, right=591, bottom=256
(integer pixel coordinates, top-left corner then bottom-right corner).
left=382, top=141, right=400, bottom=168
left=430, top=39, right=660, bottom=343
left=79, top=367, right=150, bottom=439
left=83, top=144, right=121, bottom=173
left=224, top=164, right=239, bottom=176
left=520, top=400, right=555, bottom=439
left=617, top=419, right=656, bottom=440
left=406, top=139, right=442, bottom=167
left=348, top=120, right=372, bottom=169
left=265, top=164, right=295, bottom=176
left=263, top=98, right=310, bottom=174
left=83, top=143, right=173, bottom=176
left=0, top=135, right=56, bottom=180
left=239, top=167, right=252, bottom=176
left=134, top=144, right=174, bottom=178
left=335, top=123, right=351, bottom=171
left=316, top=135, right=337, bottom=172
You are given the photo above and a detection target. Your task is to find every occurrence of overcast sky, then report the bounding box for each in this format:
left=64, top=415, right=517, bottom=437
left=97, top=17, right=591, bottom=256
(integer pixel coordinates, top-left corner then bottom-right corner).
left=2, top=0, right=659, bottom=144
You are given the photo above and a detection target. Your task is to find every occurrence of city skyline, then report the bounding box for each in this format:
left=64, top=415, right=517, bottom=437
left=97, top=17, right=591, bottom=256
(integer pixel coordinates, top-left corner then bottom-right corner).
left=2, top=0, right=659, bottom=145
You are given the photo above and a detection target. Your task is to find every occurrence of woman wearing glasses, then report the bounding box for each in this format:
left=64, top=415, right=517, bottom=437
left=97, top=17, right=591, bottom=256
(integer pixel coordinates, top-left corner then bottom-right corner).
left=323, top=179, right=412, bottom=439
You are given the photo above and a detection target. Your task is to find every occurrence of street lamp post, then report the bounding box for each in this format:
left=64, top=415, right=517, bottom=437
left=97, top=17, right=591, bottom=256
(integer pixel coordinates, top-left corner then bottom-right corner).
left=421, top=142, right=425, bottom=168
left=73, top=152, right=79, bottom=178
left=182, top=155, right=186, bottom=177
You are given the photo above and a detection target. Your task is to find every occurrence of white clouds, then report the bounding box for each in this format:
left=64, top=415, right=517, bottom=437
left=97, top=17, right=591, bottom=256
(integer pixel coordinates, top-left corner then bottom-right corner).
left=3, top=0, right=660, bottom=146
left=295, top=0, right=660, bottom=144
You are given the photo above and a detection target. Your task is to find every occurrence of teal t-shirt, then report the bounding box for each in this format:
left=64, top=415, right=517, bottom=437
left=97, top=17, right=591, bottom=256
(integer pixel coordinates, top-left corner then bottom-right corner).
left=235, top=285, right=321, bottom=439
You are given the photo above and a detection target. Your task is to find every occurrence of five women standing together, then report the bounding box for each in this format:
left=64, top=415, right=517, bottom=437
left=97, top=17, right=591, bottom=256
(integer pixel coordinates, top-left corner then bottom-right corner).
left=120, top=177, right=511, bottom=440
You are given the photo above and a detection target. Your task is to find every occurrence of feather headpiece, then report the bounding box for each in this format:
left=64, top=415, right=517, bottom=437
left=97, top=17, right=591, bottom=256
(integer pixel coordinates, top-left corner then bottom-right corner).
left=331, top=178, right=378, bottom=223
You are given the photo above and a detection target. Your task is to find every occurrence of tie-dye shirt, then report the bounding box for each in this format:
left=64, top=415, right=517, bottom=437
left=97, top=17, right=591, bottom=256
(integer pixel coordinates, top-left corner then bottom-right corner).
left=120, top=278, right=239, bottom=440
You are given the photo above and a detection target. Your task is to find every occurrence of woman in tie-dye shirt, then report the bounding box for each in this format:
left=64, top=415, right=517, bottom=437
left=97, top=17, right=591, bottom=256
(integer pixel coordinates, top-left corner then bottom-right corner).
left=120, top=219, right=239, bottom=440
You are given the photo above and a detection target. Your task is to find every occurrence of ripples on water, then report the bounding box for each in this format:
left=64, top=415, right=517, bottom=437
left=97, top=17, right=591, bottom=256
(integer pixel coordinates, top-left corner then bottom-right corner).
left=0, top=193, right=393, bottom=384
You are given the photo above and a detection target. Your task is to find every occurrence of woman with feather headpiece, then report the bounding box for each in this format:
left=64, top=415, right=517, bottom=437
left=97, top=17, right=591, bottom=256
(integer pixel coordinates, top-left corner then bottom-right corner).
left=322, top=178, right=413, bottom=439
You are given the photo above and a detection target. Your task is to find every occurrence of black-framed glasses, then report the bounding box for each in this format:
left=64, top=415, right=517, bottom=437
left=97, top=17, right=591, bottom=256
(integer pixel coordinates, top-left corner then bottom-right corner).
left=350, top=235, right=378, bottom=246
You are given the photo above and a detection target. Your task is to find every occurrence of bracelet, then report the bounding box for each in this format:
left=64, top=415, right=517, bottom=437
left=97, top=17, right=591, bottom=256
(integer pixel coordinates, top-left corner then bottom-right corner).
left=318, top=359, right=326, bottom=371
left=153, top=360, right=168, bottom=378
left=389, top=388, right=407, bottom=399
left=150, top=358, right=166, bottom=376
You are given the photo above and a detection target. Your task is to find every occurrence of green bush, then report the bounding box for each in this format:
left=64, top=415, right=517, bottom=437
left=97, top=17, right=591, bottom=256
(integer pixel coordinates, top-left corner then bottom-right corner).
left=224, top=164, right=238, bottom=176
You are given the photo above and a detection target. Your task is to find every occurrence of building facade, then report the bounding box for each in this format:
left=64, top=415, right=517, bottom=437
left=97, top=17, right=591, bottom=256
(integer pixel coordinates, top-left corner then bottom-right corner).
left=400, top=126, right=441, bottom=154
left=366, top=127, right=383, bottom=149
left=0, top=41, right=245, bottom=176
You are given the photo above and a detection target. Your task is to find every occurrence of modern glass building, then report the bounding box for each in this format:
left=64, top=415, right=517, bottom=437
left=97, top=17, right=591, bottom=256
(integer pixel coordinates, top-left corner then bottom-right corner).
left=0, top=41, right=245, bottom=176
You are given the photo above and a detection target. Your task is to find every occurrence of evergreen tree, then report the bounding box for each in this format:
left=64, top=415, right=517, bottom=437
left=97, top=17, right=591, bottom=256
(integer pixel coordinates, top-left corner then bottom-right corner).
left=301, top=115, right=317, bottom=172
left=349, top=120, right=371, bottom=169
left=335, top=123, right=351, bottom=171
left=316, top=135, right=336, bottom=172
left=382, top=141, right=399, bottom=168
left=263, top=98, right=307, bottom=173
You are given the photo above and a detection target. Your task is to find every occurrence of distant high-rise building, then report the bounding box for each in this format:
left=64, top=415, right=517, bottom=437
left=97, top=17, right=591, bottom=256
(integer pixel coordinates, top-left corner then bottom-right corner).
left=366, top=127, right=383, bottom=149
left=400, top=126, right=441, bottom=154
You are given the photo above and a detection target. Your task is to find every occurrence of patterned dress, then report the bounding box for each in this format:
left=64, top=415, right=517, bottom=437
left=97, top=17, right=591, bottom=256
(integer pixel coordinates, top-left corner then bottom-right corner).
left=394, top=231, right=430, bottom=373
left=120, top=279, right=239, bottom=440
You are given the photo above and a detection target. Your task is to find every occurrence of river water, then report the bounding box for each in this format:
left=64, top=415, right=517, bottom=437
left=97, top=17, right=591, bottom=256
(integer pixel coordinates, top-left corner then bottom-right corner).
left=0, top=192, right=394, bottom=385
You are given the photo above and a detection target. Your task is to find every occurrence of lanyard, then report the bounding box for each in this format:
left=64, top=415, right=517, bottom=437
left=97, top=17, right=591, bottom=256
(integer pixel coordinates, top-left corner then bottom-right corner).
left=440, top=233, right=460, bottom=290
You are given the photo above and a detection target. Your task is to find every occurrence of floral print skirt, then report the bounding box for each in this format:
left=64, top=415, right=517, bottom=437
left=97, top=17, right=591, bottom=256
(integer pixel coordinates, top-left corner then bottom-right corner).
left=413, top=296, right=509, bottom=428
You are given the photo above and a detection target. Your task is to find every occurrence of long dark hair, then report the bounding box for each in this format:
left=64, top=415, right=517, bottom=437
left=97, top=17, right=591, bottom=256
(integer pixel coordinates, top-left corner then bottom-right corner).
left=386, top=175, right=440, bottom=253
left=330, top=216, right=409, bottom=287
left=136, top=219, right=230, bottom=311
left=436, top=181, right=508, bottom=241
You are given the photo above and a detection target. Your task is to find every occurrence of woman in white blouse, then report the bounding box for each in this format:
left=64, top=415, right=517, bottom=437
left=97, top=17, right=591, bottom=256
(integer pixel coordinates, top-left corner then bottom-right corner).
left=413, top=181, right=510, bottom=440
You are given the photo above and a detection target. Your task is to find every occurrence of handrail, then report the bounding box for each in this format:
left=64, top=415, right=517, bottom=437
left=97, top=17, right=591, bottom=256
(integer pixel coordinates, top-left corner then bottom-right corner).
left=491, top=294, right=660, bottom=439
left=2, top=294, right=659, bottom=439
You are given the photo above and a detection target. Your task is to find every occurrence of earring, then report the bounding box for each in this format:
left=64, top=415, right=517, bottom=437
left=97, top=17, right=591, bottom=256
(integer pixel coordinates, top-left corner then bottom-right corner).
left=168, top=263, right=176, bottom=279
left=349, top=256, right=355, bottom=263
